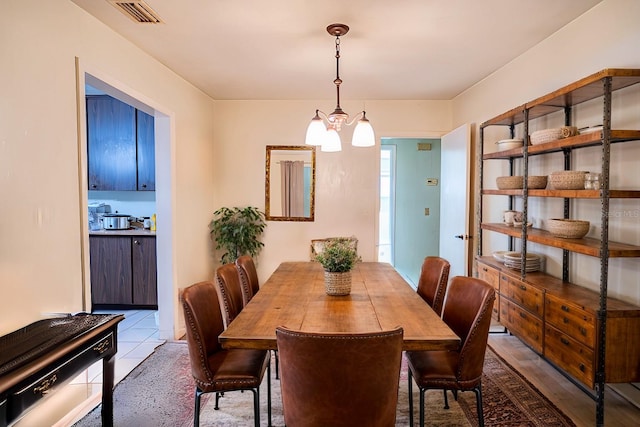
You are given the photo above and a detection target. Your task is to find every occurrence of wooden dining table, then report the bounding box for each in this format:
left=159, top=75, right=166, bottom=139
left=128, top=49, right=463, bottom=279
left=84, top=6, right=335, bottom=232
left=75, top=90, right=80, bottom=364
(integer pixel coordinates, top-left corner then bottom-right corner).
left=219, top=261, right=460, bottom=351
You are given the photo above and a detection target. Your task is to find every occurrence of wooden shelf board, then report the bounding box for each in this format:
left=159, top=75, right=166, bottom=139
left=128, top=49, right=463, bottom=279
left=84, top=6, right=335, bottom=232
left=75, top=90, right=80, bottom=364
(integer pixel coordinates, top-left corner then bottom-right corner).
left=482, top=189, right=640, bottom=198
left=482, top=130, right=640, bottom=160
left=481, top=223, right=640, bottom=257
left=481, top=69, right=640, bottom=128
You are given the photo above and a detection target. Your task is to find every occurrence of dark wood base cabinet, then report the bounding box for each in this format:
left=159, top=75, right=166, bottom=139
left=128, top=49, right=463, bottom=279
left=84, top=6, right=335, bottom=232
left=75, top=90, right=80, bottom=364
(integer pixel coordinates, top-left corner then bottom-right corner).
left=90, top=235, right=157, bottom=308
left=477, top=257, right=640, bottom=389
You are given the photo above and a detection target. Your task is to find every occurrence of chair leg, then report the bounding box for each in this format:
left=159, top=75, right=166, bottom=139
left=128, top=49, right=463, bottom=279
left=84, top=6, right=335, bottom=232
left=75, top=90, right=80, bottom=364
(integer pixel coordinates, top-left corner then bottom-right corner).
left=408, top=368, right=414, bottom=427
left=473, top=385, right=484, bottom=427
left=419, top=388, right=426, bottom=427
left=251, top=387, right=260, bottom=427
left=443, top=389, right=449, bottom=409
left=267, top=359, right=272, bottom=427
left=214, top=392, right=221, bottom=410
left=274, top=350, right=280, bottom=380
left=194, top=387, right=203, bottom=427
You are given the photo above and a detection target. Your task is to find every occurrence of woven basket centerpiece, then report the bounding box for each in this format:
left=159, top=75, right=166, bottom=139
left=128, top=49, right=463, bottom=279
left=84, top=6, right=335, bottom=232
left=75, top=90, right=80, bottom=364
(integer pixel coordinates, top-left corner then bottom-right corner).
left=547, top=219, right=590, bottom=239
left=324, top=270, right=352, bottom=296
left=530, top=126, right=578, bottom=145
left=548, top=171, right=588, bottom=190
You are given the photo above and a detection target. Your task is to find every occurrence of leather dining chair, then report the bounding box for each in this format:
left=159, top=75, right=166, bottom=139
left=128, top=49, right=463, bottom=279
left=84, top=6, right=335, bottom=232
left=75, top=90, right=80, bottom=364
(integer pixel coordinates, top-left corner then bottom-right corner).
left=416, top=256, right=451, bottom=316
left=180, top=281, right=271, bottom=427
left=235, top=255, right=281, bottom=379
left=406, top=276, right=495, bottom=427
left=214, top=263, right=245, bottom=328
left=276, top=326, right=404, bottom=427
left=235, top=255, right=260, bottom=307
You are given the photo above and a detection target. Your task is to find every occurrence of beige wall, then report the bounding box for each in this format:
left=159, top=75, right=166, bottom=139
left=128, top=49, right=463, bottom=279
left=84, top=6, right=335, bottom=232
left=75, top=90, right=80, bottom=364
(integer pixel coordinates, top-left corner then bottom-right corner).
left=0, top=0, right=216, bottom=337
left=212, top=99, right=452, bottom=280
left=452, top=0, right=640, bottom=304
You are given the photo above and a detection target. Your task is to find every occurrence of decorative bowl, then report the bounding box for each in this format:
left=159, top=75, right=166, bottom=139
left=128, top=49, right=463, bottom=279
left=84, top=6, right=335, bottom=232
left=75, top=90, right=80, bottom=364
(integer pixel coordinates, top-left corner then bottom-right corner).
left=495, top=138, right=524, bottom=151
left=547, top=219, right=590, bottom=239
left=548, top=171, right=588, bottom=190
left=527, top=175, right=548, bottom=189
left=496, top=176, right=523, bottom=190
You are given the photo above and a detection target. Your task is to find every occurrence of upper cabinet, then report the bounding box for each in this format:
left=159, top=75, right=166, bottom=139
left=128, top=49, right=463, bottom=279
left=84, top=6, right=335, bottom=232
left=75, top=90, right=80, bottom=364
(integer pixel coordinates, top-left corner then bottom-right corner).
left=87, top=95, right=155, bottom=191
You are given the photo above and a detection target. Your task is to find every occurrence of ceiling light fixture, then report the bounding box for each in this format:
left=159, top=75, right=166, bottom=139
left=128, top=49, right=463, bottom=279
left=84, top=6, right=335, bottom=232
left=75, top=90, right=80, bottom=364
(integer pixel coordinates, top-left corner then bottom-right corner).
left=305, top=24, right=375, bottom=152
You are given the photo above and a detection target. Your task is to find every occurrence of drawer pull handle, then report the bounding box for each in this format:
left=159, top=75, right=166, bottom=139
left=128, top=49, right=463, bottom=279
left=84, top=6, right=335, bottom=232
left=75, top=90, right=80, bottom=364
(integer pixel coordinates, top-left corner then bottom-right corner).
left=520, top=285, right=527, bottom=291
left=579, top=363, right=585, bottom=372
left=34, top=374, right=57, bottom=395
left=563, top=317, right=569, bottom=324
left=560, top=338, right=570, bottom=346
left=580, top=327, right=587, bottom=336
left=561, top=305, right=570, bottom=312
left=93, top=339, right=111, bottom=354
left=482, top=267, right=488, bottom=272
left=519, top=312, right=527, bottom=319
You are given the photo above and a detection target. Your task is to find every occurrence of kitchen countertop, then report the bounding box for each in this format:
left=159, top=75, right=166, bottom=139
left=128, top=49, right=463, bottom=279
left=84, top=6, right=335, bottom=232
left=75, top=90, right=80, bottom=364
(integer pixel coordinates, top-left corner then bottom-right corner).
left=89, top=228, right=156, bottom=236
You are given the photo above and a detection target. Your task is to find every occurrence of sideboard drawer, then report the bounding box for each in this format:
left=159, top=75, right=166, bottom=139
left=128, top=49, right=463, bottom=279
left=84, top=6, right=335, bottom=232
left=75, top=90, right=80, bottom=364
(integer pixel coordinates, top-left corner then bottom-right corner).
left=503, top=299, right=543, bottom=354
left=477, top=263, right=500, bottom=290
left=545, top=324, right=594, bottom=387
left=504, top=276, right=544, bottom=318
left=545, top=294, right=595, bottom=348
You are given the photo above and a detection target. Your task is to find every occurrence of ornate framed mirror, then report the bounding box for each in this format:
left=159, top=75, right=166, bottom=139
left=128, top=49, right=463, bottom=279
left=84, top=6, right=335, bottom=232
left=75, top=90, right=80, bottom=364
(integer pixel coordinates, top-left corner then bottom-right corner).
left=265, top=145, right=316, bottom=221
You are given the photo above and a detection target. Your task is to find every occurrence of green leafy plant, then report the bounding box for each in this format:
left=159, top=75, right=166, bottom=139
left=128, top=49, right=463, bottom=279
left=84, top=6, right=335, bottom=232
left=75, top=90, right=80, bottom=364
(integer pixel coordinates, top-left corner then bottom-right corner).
left=314, top=238, right=360, bottom=272
left=209, top=206, right=266, bottom=264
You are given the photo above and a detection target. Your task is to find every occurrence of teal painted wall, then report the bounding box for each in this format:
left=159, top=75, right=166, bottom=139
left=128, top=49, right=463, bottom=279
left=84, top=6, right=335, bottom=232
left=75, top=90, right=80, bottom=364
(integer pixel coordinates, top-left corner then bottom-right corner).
left=381, top=138, right=441, bottom=287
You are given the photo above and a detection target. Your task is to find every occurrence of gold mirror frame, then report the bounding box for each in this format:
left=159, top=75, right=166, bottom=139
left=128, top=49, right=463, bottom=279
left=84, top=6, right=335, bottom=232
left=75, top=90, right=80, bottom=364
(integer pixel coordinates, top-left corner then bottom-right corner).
left=265, top=145, right=316, bottom=222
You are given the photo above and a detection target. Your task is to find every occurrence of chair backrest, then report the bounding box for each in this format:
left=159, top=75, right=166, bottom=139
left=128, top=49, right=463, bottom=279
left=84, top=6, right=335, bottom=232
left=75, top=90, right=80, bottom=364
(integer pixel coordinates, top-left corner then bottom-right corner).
left=416, top=256, right=451, bottom=316
left=214, top=263, right=244, bottom=328
left=276, top=326, right=403, bottom=427
left=235, top=255, right=260, bottom=306
left=180, top=281, right=225, bottom=386
left=441, top=276, right=495, bottom=383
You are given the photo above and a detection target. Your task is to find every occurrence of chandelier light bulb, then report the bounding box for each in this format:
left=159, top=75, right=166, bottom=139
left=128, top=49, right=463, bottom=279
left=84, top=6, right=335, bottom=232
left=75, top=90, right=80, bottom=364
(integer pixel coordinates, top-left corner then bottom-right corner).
left=322, top=127, right=342, bottom=152
left=351, top=112, right=375, bottom=147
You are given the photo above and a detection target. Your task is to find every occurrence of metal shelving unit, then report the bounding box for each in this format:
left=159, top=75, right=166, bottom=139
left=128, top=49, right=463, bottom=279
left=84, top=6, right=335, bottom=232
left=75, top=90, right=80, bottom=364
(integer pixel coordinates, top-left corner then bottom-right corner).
left=477, top=69, right=640, bottom=426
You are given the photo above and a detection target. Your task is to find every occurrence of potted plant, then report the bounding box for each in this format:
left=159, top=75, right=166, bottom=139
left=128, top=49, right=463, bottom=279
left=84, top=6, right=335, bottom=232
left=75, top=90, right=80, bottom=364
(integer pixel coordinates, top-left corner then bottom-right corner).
left=209, top=206, right=266, bottom=264
left=314, top=238, right=360, bottom=296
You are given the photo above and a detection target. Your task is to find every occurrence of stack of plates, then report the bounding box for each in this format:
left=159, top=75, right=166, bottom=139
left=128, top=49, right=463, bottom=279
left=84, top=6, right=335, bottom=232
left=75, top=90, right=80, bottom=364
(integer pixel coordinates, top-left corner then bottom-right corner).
left=502, top=252, right=544, bottom=272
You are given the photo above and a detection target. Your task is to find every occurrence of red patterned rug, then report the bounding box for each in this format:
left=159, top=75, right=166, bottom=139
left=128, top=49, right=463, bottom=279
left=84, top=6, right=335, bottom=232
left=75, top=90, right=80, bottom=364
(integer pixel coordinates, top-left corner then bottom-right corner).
left=74, top=341, right=576, bottom=426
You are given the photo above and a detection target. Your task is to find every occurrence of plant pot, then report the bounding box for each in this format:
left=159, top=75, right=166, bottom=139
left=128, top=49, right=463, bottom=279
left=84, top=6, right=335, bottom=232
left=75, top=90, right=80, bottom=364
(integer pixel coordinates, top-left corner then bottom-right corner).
left=324, top=270, right=352, bottom=296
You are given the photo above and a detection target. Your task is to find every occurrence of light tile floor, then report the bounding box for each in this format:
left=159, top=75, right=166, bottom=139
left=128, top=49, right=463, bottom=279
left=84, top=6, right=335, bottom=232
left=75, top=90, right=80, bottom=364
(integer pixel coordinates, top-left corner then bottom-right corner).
left=12, top=310, right=163, bottom=427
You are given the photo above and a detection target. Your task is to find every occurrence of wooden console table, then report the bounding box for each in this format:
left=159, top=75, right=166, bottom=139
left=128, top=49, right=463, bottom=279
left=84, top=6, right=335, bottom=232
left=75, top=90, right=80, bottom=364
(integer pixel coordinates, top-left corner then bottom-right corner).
left=0, top=313, right=123, bottom=427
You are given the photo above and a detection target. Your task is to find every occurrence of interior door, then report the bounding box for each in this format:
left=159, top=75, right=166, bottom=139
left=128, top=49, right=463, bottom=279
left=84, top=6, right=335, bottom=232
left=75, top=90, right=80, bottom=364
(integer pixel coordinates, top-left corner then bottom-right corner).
left=439, top=124, right=472, bottom=278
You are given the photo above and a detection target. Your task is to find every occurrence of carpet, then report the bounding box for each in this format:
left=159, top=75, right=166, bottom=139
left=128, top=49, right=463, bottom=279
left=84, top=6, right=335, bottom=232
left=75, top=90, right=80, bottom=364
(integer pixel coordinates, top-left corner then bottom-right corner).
left=74, top=341, right=576, bottom=426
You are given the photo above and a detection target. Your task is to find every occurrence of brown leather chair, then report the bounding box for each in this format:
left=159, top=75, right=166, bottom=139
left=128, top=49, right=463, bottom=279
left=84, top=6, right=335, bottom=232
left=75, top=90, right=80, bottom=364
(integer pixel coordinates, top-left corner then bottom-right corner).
left=214, top=263, right=245, bottom=328
left=235, top=255, right=260, bottom=307
left=406, top=276, right=495, bottom=427
left=234, top=256, right=281, bottom=379
left=180, top=281, right=271, bottom=427
left=276, top=326, right=404, bottom=427
left=416, top=256, right=450, bottom=316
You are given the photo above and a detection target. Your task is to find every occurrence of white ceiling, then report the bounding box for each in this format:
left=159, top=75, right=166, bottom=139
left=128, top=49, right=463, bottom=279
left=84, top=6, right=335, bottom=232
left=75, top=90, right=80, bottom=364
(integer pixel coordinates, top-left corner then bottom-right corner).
left=72, top=0, right=602, bottom=101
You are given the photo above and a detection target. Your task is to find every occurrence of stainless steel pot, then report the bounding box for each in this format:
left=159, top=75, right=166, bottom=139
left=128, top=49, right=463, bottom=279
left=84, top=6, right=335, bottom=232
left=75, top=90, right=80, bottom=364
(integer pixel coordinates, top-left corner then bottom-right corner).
left=102, top=214, right=131, bottom=230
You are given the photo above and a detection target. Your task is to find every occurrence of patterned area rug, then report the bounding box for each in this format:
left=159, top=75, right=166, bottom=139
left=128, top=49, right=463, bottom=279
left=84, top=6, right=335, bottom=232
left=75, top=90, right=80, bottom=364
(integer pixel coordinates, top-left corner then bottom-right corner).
left=74, top=341, right=576, bottom=426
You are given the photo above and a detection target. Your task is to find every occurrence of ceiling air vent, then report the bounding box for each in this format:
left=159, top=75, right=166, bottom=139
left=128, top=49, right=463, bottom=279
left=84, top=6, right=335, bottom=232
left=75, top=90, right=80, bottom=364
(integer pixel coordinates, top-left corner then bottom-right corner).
left=109, top=1, right=163, bottom=24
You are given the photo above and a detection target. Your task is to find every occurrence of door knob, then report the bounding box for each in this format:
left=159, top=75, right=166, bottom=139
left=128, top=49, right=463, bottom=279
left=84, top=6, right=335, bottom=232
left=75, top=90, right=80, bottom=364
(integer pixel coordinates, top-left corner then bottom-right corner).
left=455, top=235, right=464, bottom=240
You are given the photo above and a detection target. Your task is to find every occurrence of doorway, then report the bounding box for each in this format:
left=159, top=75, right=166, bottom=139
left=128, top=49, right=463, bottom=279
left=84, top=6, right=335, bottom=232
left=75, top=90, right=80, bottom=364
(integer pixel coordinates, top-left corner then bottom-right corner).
left=78, top=69, right=174, bottom=340
left=379, top=138, right=442, bottom=287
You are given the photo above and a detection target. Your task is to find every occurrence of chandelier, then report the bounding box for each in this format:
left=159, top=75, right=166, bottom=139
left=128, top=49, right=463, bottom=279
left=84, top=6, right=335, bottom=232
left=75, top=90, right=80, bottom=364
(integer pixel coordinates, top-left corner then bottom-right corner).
left=305, top=24, right=375, bottom=152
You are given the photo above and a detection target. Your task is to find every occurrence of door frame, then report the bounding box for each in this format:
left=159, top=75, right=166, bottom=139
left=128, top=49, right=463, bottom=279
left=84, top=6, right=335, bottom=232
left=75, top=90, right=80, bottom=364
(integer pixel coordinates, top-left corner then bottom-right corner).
left=75, top=58, right=176, bottom=340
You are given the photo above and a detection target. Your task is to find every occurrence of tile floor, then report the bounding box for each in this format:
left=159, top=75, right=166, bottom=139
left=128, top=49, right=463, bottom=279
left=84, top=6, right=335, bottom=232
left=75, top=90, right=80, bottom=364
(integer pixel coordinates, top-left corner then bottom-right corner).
left=12, top=310, right=163, bottom=427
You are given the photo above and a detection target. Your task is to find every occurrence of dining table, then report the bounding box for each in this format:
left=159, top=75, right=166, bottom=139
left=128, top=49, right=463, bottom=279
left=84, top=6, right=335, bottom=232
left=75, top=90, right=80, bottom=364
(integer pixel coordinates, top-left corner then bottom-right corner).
left=219, top=261, right=460, bottom=351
